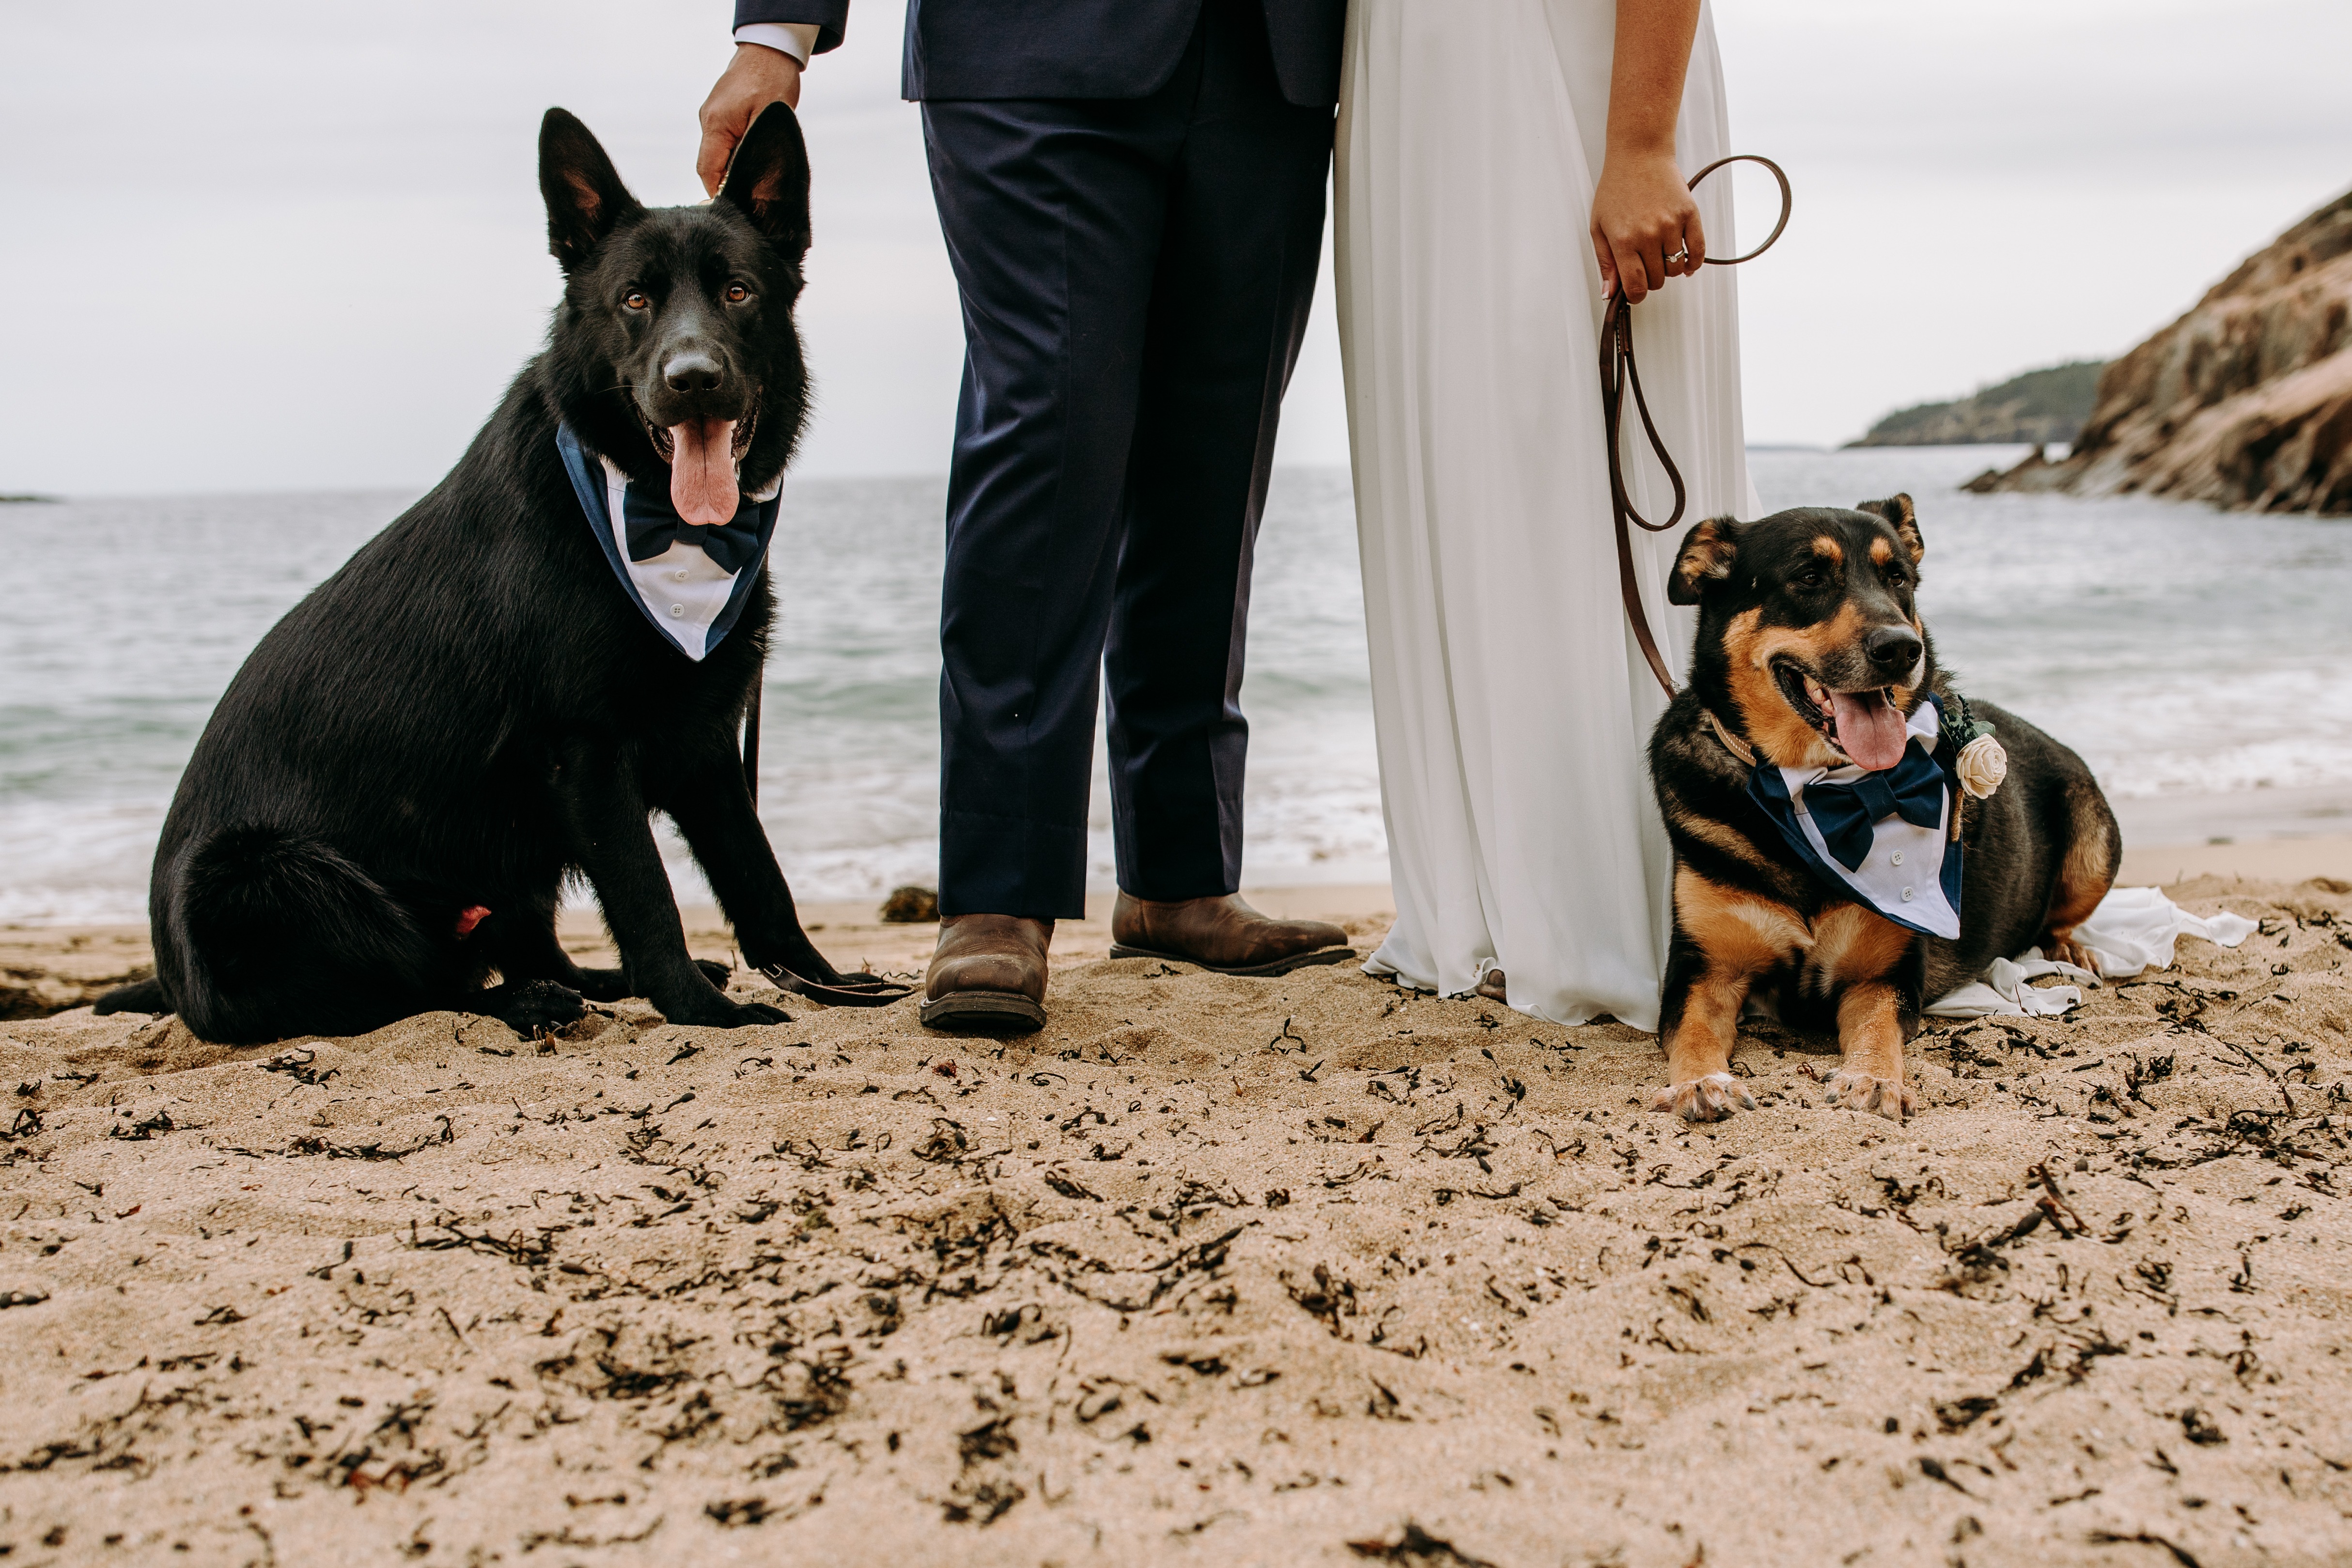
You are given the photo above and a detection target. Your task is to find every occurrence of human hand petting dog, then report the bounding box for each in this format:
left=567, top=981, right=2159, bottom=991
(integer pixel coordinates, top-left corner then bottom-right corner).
left=698, top=43, right=804, bottom=197
left=1591, top=0, right=1704, bottom=303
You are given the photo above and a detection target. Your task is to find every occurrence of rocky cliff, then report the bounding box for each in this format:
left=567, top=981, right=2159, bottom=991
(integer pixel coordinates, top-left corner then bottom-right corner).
left=1982, top=187, right=2352, bottom=513
left=1849, top=360, right=2103, bottom=447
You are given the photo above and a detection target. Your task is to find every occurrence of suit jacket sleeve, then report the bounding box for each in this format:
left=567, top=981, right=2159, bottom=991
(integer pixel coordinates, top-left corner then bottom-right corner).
left=733, top=0, right=847, bottom=55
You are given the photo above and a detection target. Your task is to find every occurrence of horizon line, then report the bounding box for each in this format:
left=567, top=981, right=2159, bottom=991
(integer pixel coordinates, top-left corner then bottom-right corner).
left=10, top=444, right=2092, bottom=505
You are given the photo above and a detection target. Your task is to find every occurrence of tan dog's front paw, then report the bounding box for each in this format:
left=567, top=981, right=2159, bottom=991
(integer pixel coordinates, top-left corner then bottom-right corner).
left=1819, top=1068, right=1914, bottom=1122
left=1650, top=1071, right=1757, bottom=1123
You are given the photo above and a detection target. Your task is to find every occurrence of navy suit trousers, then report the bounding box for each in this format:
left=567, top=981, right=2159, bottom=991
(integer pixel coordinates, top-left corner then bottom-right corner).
left=924, top=0, right=1331, bottom=918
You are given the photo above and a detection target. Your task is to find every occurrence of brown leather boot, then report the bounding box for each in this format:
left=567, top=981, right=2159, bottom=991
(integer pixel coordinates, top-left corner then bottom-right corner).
left=1107, top=893, right=1352, bottom=977
left=919, top=914, right=1051, bottom=1032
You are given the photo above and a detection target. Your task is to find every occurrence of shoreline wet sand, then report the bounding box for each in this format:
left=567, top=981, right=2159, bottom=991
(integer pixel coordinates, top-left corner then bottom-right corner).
left=3, top=855, right=2350, bottom=1565
left=13, top=833, right=2347, bottom=1013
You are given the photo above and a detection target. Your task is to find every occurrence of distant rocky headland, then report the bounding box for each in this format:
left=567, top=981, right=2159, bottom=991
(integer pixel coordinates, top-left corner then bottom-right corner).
left=1975, top=186, right=2352, bottom=514
left=1848, top=359, right=2104, bottom=448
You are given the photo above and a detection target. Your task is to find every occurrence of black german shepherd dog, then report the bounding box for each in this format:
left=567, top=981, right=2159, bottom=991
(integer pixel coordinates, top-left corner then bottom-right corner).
left=96, top=106, right=856, bottom=1045
left=1647, top=496, right=2120, bottom=1124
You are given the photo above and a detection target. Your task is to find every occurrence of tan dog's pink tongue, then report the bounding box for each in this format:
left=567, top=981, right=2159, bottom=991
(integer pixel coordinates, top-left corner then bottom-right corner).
left=1829, top=690, right=1910, bottom=772
left=669, top=419, right=738, bottom=525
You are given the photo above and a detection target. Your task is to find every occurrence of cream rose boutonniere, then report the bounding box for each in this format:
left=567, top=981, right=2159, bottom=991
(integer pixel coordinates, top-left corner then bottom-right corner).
left=1956, top=733, right=2008, bottom=799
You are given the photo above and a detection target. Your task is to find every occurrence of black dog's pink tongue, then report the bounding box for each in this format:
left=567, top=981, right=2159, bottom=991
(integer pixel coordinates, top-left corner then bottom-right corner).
left=669, top=419, right=738, bottom=525
left=1830, top=689, right=1910, bottom=771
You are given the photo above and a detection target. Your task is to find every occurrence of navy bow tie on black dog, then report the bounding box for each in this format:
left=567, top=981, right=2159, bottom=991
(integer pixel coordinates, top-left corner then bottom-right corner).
left=555, top=422, right=780, bottom=661
left=1802, top=745, right=1948, bottom=871
left=616, top=482, right=770, bottom=575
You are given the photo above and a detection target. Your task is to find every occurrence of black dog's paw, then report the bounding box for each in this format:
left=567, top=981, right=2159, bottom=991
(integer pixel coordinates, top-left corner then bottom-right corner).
left=570, top=966, right=634, bottom=1004
left=692, top=998, right=791, bottom=1029
left=483, top=978, right=587, bottom=1037
left=581, top=961, right=732, bottom=1004
left=654, top=994, right=790, bottom=1029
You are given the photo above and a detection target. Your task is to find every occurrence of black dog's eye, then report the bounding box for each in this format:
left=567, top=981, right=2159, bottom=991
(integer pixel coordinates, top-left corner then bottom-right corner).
left=724, top=283, right=751, bottom=304
left=623, top=290, right=650, bottom=311
left=1883, top=568, right=1909, bottom=588
left=1792, top=567, right=1826, bottom=590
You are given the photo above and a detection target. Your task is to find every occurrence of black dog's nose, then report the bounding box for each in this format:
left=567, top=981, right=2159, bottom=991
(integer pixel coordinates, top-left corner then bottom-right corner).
left=662, top=352, right=723, bottom=394
left=1864, top=624, right=1923, bottom=674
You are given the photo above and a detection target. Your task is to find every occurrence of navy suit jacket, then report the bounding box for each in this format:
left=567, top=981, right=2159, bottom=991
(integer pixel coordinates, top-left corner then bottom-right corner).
left=733, top=0, right=1345, bottom=107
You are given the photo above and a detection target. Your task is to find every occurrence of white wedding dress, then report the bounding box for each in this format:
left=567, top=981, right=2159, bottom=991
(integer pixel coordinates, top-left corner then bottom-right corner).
left=1336, top=0, right=1753, bottom=1029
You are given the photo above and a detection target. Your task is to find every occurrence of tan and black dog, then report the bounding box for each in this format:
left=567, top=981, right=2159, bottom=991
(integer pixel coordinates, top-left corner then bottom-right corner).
left=1646, top=495, right=2119, bottom=1123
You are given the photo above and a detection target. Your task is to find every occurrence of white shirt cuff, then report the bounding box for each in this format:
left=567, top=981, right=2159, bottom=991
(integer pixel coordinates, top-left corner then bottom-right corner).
left=733, top=23, right=818, bottom=65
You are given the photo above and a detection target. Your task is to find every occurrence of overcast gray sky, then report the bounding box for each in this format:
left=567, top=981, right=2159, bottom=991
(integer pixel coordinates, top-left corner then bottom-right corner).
left=4, top=0, right=2347, bottom=495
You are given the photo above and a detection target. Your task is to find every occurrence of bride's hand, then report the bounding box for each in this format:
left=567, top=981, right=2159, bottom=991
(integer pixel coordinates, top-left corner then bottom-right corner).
left=1591, top=151, right=1704, bottom=304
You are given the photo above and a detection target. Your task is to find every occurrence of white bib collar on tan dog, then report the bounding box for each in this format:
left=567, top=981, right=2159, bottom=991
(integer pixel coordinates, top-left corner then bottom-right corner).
left=1748, top=698, right=1963, bottom=939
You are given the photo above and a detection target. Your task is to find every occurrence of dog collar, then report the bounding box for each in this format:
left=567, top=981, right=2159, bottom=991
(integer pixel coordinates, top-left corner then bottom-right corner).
left=555, top=422, right=781, bottom=662
left=1704, top=708, right=1757, bottom=766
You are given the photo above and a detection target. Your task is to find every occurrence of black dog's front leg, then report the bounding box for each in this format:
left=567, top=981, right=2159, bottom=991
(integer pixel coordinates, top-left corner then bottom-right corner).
left=663, top=745, right=844, bottom=986
left=553, top=739, right=785, bottom=1028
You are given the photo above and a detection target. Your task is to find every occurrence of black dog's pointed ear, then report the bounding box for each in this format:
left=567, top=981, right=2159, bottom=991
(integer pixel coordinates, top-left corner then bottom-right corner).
left=1860, top=493, right=1925, bottom=565
left=539, top=109, right=642, bottom=273
left=716, top=101, right=813, bottom=256
left=1668, top=516, right=1741, bottom=605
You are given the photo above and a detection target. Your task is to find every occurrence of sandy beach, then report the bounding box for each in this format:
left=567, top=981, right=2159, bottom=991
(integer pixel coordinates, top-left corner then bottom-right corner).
left=4, top=850, right=2351, bottom=1567
left=10, top=0, right=2351, bottom=1560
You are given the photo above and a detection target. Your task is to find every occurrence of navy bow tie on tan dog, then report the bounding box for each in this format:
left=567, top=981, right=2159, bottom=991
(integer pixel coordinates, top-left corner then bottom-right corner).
left=1740, top=694, right=1970, bottom=940
left=1801, top=746, right=1948, bottom=871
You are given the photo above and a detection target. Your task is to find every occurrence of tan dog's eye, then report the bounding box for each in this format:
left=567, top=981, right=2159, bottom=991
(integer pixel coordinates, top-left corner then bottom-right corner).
left=623, top=291, right=650, bottom=311
left=725, top=283, right=751, bottom=304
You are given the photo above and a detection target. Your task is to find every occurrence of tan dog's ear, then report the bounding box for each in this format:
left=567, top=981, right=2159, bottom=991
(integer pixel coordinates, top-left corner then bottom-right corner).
left=1668, top=516, right=1741, bottom=605
left=1860, top=494, right=1925, bottom=565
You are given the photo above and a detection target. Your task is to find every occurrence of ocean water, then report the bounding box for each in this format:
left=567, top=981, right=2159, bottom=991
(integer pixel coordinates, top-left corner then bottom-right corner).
left=4, top=446, right=2349, bottom=924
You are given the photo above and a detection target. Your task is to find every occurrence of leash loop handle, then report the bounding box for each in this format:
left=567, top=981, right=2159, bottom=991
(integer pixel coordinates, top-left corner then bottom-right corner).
left=1685, top=154, right=1793, bottom=266
left=1605, top=154, right=1792, bottom=697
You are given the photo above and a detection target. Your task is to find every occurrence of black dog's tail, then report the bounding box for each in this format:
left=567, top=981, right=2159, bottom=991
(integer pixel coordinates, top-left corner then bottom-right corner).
left=165, top=824, right=444, bottom=1045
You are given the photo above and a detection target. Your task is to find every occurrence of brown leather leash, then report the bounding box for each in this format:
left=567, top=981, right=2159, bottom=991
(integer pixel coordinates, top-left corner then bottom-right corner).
left=743, top=680, right=763, bottom=801
left=1603, top=154, right=1792, bottom=697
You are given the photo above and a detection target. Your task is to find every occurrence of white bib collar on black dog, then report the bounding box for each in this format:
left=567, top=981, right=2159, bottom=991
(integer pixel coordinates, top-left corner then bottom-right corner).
left=555, top=422, right=781, bottom=662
